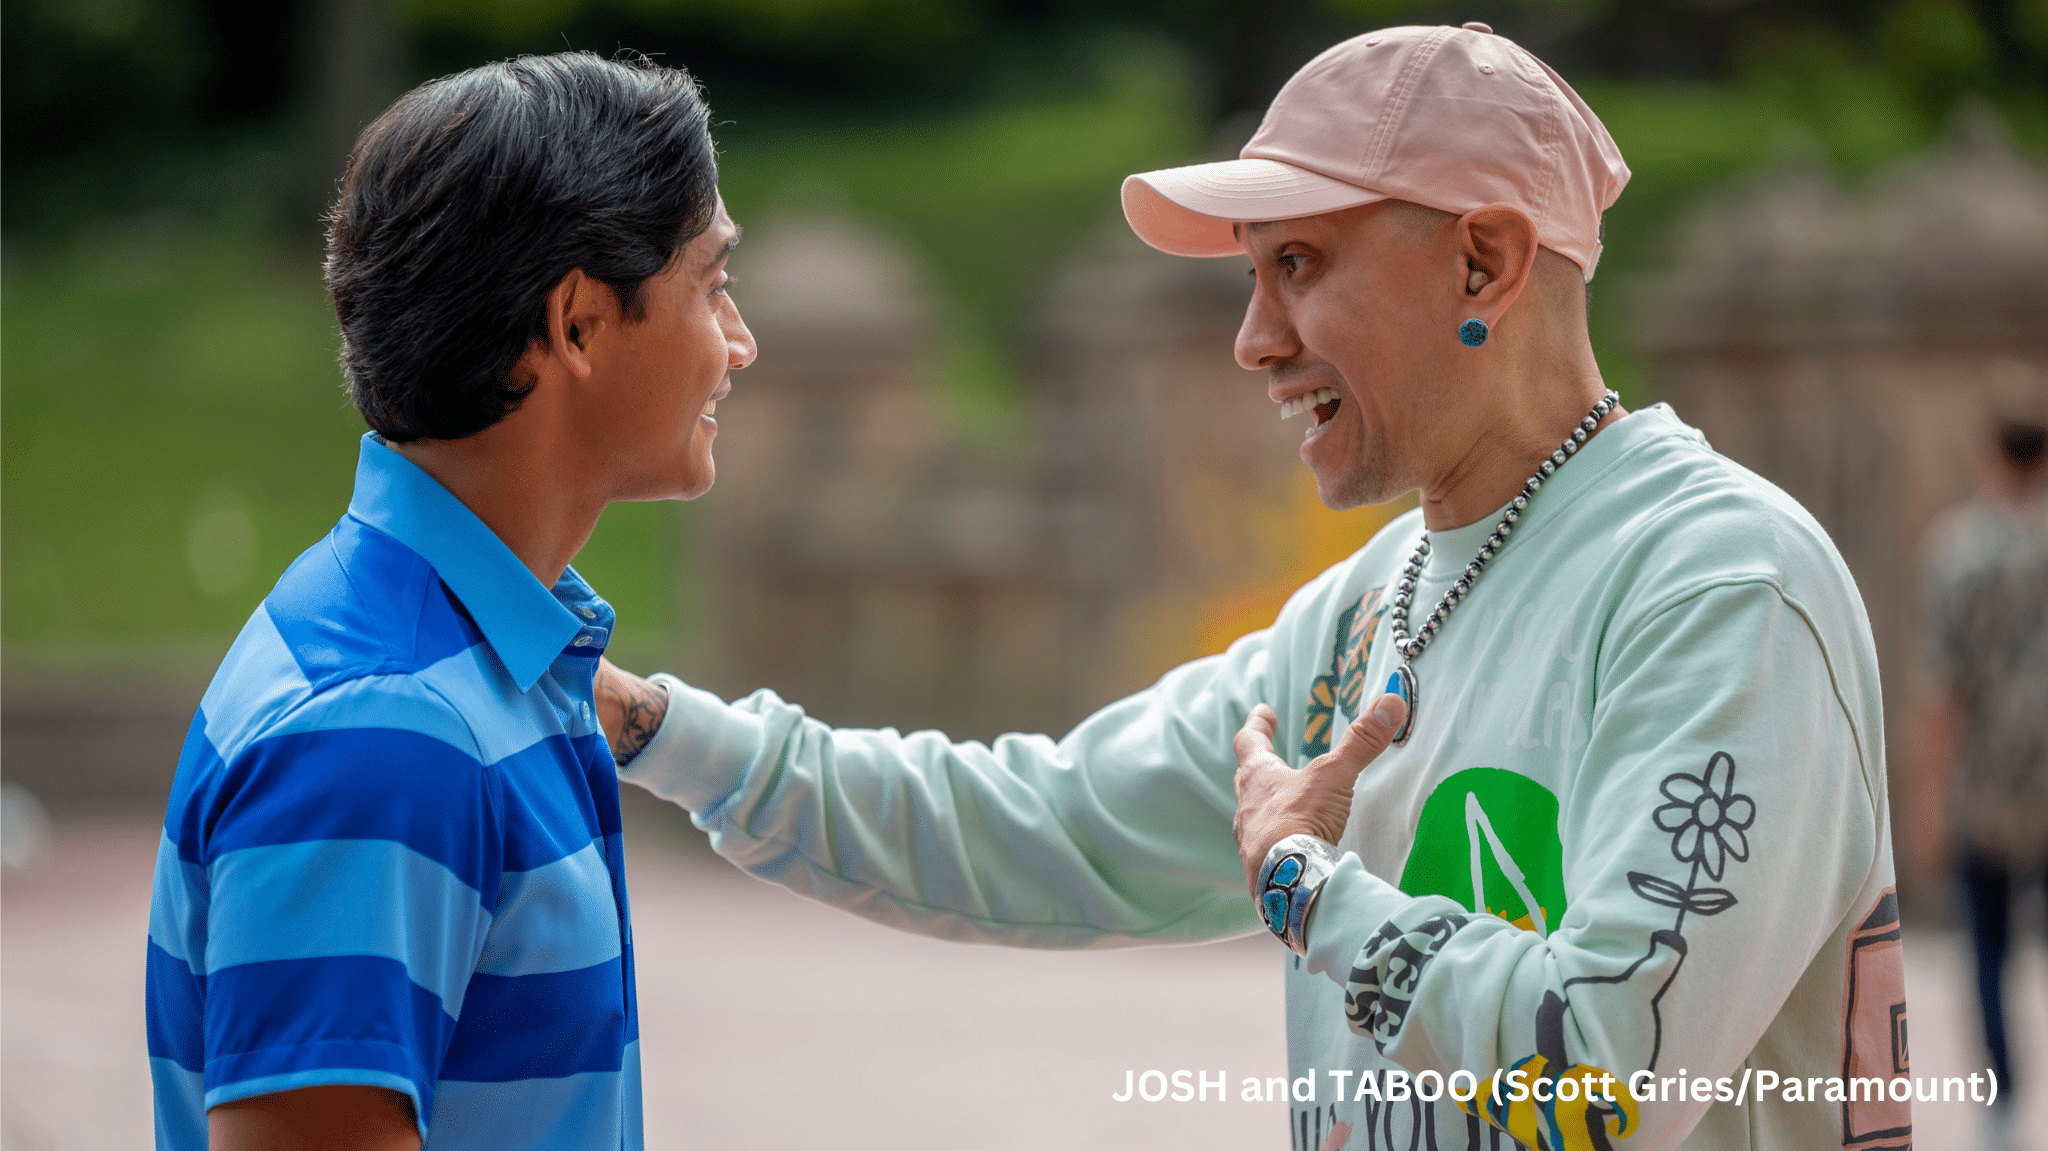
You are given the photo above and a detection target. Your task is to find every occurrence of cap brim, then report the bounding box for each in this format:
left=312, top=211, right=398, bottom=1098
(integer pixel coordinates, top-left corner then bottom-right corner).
left=1121, top=159, right=1389, bottom=257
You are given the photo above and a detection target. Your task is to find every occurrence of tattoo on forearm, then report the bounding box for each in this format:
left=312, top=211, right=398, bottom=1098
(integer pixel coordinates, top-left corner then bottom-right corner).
left=600, top=676, right=668, bottom=766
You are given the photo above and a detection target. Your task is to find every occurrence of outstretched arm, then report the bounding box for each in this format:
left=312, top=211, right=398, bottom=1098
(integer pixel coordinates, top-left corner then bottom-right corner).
left=597, top=624, right=1294, bottom=949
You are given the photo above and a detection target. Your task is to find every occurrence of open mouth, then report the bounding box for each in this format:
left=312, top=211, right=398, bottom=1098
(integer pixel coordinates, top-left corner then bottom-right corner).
left=1279, top=386, right=1342, bottom=438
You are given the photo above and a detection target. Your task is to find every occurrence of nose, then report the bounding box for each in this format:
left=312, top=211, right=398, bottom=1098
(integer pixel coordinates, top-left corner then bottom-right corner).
left=726, top=301, right=757, bottom=371
left=1234, top=272, right=1298, bottom=373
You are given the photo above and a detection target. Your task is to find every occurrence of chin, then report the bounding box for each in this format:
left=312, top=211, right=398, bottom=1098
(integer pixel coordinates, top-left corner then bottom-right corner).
left=1314, top=483, right=1371, bottom=513
left=624, top=457, right=714, bottom=503
left=1315, top=449, right=1407, bottom=511
left=674, top=457, right=715, bottom=501
left=1310, top=460, right=1376, bottom=512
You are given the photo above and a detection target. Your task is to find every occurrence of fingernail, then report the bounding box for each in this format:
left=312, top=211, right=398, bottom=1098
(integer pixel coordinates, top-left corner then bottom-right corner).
left=1372, top=694, right=1405, bottom=728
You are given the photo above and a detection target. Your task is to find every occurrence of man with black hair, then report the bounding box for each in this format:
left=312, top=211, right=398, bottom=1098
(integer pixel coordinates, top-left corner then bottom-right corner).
left=145, top=52, right=754, bottom=1151
left=1913, top=396, right=2048, bottom=1151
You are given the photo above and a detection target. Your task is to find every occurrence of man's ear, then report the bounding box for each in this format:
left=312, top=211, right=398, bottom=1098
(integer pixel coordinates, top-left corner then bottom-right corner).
left=1455, top=204, right=1540, bottom=330
left=537, top=268, right=617, bottom=381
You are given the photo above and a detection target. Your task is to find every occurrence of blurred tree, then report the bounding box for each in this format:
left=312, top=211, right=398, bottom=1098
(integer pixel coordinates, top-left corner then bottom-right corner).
left=1880, top=0, right=2001, bottom=117
left=299, top=0, right=408, bottom=232
left=1, top=0, right=206, bottom=163
left=1969, top=0, right=2048, bottom=83
left=9, top=0, right=2041, bottom=187
left=197, top=0, right=307, bottom=121
left=5, top=0, right=2045, bottom=662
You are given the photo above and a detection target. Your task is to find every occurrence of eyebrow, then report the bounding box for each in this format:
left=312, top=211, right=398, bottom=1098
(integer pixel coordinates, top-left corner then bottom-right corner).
left=1235, top=219, right=1299, bottom=248
left=1242, top=220, right=1307, bottom=244
left=702, top=227, right=741, bottom=274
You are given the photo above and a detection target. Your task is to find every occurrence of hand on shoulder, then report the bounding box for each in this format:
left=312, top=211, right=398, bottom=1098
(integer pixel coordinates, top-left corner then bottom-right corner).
left=595, top=657, right=669, bottom=766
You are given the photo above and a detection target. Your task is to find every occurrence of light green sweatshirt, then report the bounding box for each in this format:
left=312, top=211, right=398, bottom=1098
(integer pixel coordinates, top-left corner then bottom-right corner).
left=621, top=404, right=1907, bottom=1151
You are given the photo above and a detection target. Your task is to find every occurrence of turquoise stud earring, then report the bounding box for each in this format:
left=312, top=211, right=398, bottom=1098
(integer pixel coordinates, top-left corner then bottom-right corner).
left=1459, top=318, right=1489, bottom=347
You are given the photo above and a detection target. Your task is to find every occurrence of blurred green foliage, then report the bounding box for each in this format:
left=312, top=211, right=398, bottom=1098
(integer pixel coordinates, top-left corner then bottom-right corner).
left=408, top=0, right=978, bottom=51
left=0, top=221, right=665, bottom=651
left=0, top=48, right=1201, bottom=664
left=2, top=222, right=357, bottom=639
left=3, top=0, right=2044, bottom=667
left=716, top=41, right=1201, bottom=428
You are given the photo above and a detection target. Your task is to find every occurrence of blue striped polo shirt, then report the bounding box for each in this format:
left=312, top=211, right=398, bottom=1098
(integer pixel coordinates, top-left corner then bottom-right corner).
left=147, top=433, right=642, bottom=1150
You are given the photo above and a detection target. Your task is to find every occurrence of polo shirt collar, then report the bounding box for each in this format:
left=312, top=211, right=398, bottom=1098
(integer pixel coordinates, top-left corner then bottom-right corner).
left=346, top=433, right=583, bottom=692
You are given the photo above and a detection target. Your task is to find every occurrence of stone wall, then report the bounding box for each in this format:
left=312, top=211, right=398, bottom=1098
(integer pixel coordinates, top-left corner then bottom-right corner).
left=697, top=212, right=1396, bottom=741
left=1633, top=108, right=2048, bottom=783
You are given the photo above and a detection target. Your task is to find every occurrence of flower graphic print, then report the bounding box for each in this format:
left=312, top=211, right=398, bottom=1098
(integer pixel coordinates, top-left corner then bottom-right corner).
left=1651, top=751, right=1755, bottom=881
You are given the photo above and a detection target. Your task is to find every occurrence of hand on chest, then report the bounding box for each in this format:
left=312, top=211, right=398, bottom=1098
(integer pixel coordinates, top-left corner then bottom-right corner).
left=1297, top=584, right=1596, bottom=936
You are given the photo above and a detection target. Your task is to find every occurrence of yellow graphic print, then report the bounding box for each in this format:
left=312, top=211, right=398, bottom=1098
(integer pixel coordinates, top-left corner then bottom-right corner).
left=1334, top=587, right=1384, bottom=716
left=1301, top=678, right=1337, bottom=758
left=1300, top=588, right=1385, bottom=759
left=1458, top=1055, right=1640, bottom=1150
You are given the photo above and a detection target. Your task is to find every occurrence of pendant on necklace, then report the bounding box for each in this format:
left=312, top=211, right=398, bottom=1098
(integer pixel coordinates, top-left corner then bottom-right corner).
left=1385, top=664, right=1417, bottom=745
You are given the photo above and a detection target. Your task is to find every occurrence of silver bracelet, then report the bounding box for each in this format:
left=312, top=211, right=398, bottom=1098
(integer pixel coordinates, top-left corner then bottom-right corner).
left=1257, top=833, right=1341, bottom=955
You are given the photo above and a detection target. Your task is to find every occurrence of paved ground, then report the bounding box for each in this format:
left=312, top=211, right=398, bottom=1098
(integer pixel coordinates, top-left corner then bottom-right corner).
left=6, top=804, right=2045, bottom=1150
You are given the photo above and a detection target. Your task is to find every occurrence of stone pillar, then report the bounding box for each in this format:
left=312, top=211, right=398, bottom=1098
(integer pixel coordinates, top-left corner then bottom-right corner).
left=707, top=211, right=1075, bottom=738
left=1633, top=109, right=2048, bottom=810
left=702, top=209, right=1410, bottom=742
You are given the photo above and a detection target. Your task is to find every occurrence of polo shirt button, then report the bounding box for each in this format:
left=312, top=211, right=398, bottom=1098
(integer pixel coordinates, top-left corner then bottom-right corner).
left=572, top=635, right=592, bottom=647
left=579, top=607, right=596, bottom=619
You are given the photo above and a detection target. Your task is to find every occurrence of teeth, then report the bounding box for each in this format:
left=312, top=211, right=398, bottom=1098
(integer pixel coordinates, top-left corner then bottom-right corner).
left=1278, top=387, right=1341, bottom=420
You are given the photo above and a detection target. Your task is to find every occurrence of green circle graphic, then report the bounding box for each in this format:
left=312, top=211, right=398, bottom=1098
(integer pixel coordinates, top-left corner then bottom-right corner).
left=1397, top=768, right=1567, bottom=935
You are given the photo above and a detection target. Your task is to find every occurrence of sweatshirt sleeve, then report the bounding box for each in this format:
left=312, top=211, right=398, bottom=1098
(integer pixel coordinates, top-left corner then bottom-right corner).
left=616, top=624, right=1285, bottom=949
left=1298, top=578, right=1881, bottom=1147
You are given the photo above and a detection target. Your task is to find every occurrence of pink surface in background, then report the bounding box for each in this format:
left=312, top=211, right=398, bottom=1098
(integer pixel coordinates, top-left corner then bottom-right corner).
left=5, top=809, right=2045, bottom=1150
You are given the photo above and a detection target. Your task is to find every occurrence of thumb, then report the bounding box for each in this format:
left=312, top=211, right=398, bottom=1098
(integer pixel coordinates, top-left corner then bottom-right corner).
left=1234, top=703, right=1282, bottom=761
left=1314, top=692, right=1405, bottom=781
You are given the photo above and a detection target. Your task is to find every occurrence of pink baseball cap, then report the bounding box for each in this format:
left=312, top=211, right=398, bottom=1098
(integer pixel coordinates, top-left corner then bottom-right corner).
left=1121, top=23, right=1630, bottom=280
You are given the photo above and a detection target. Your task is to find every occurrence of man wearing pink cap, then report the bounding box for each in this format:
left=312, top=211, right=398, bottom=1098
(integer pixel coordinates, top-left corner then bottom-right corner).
left=605, top=23, right=1903, bottom=1150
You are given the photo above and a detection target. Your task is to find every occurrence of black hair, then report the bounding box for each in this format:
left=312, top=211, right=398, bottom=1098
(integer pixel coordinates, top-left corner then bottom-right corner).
left=324, top=52, right=718, bottom=442
left=1998, top=420, right=2046, bottom=471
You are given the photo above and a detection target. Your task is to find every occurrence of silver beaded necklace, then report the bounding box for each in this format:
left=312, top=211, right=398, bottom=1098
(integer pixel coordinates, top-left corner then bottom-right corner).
left=1384, top=389, right=1619, bottom=745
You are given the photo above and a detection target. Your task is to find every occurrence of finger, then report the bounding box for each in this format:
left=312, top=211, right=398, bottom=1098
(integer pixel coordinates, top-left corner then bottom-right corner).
left=1314, top=692, right=1406, bottom=783
left=1232, top=704, right=1282, bottom=761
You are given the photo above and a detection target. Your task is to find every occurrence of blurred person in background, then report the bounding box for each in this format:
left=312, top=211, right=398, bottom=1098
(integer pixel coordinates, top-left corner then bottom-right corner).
left=1912, top=393, right=2048, bottom=1148
left=599, top=22, right=1902, bottom=1150
left=146, top=52, right=753, bottom=1151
